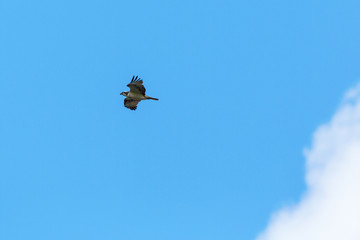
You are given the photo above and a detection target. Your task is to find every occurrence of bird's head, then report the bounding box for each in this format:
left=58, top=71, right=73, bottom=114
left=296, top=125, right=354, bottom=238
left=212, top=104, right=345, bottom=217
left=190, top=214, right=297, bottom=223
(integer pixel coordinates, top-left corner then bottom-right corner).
left=120, top=91, right=128, bottom=97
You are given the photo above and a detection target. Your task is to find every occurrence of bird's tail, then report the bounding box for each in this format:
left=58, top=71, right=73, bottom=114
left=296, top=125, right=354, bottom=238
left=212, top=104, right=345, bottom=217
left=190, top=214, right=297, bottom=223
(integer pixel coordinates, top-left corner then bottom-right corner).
left=146, top=96, right=159, bottom=100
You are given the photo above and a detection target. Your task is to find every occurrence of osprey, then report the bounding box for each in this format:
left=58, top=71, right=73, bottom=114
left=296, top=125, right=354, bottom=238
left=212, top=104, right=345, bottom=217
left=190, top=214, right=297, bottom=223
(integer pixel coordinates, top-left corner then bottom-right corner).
left=120, top=76, right=158, bottom=110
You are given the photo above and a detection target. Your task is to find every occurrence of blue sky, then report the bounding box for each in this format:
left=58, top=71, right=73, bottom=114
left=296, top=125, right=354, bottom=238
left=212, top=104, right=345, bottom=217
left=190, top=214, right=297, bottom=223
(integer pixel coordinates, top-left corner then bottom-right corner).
left=1, top=0, right=360, bottom=239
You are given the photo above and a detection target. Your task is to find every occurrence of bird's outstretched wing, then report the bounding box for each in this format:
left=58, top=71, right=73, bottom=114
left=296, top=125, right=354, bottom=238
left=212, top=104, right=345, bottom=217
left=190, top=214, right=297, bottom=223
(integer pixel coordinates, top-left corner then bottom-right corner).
left=124, top=98, right=140, bottom=110
left=127, top=76, right=146, bottom=95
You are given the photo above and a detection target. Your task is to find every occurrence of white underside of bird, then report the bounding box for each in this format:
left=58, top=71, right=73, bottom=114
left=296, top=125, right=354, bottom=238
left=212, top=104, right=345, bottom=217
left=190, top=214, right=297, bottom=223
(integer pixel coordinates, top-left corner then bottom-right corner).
left=127, top=92, right=147, bottom=100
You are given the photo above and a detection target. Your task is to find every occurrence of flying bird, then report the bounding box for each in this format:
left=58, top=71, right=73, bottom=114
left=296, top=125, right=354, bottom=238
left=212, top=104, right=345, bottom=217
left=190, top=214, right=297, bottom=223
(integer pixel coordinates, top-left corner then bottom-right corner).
left=120, top=76, right=158, bottom=110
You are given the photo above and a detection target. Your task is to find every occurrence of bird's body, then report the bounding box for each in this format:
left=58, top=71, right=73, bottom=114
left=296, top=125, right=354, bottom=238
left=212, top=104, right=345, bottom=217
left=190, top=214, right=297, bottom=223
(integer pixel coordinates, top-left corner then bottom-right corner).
left=120, top=76, right=158, bottom=110
left=127, top=91, right=146, bottom=100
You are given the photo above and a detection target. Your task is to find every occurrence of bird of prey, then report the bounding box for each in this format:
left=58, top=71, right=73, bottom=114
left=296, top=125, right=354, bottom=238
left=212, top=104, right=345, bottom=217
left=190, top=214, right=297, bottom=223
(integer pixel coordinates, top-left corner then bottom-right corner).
left=120, top=76, right=158, bottom=110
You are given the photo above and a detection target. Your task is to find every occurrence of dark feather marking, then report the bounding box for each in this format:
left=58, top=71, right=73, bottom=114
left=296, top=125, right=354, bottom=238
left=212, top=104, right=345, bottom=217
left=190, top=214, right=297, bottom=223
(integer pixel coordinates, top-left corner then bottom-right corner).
left=124, top=98, right=140, bottom=110
left=131, top=75, right=142, bottom=83
left=127, top=75, right=146, bottom=94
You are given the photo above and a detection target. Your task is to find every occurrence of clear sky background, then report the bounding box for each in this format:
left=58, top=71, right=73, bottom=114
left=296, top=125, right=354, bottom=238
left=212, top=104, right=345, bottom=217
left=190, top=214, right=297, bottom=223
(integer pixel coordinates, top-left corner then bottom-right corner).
left=1, top=0, right=360, bottom=239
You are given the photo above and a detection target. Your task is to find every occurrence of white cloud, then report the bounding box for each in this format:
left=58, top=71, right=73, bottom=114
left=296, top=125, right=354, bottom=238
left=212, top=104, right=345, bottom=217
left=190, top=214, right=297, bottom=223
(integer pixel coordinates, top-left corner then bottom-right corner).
left=256, top=83, right=360, bottom=240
